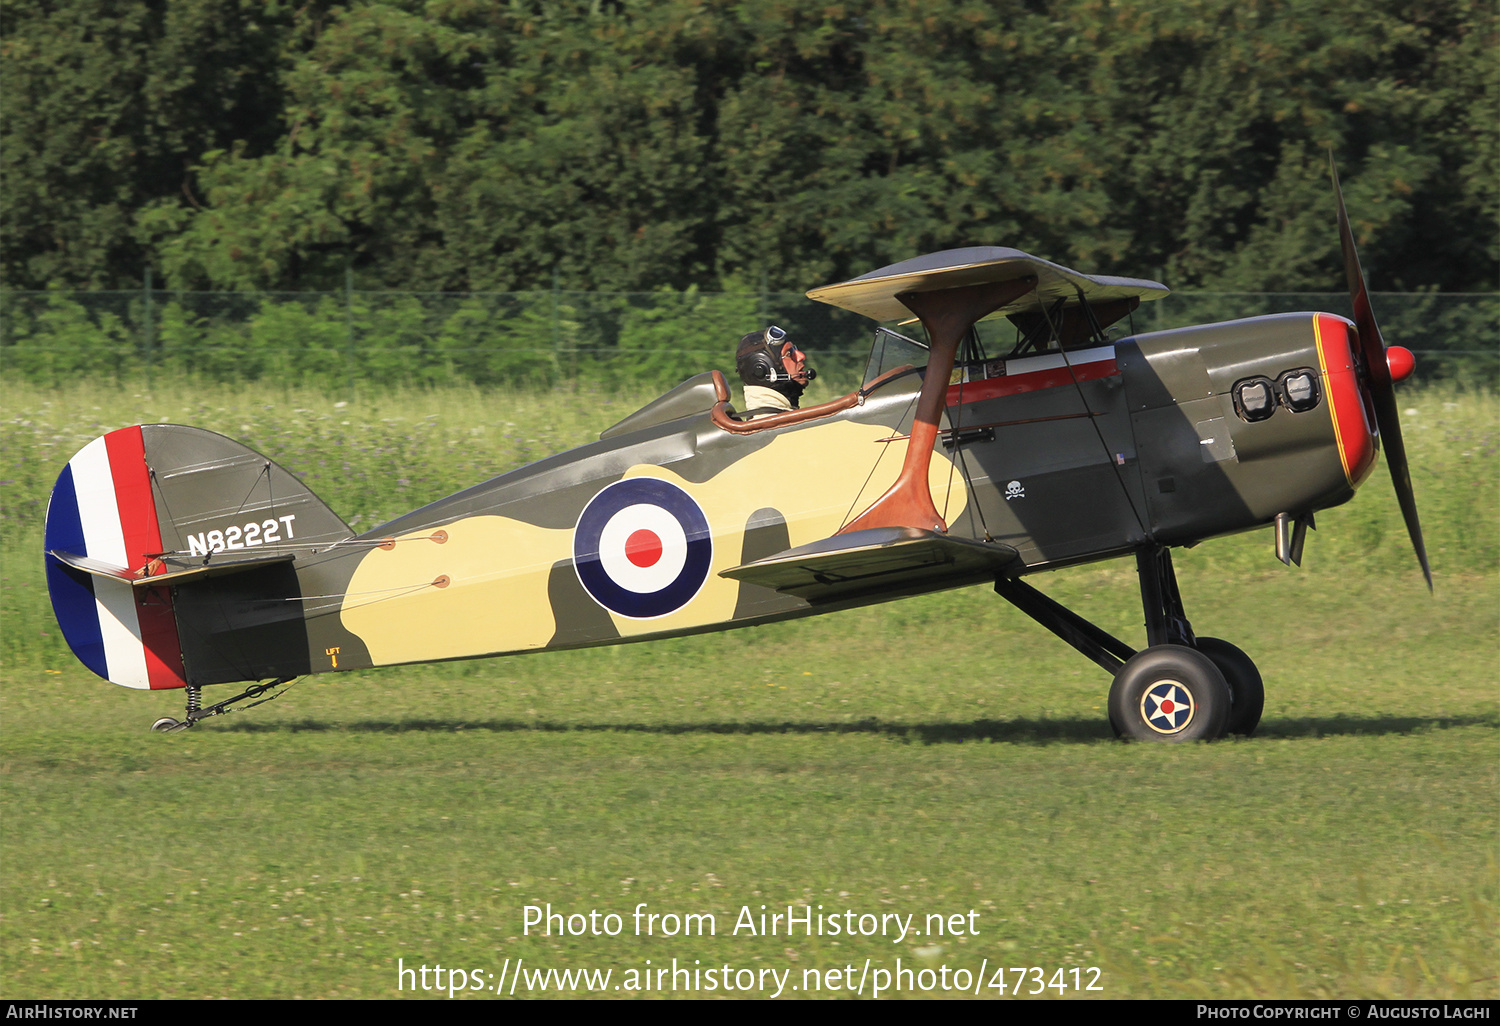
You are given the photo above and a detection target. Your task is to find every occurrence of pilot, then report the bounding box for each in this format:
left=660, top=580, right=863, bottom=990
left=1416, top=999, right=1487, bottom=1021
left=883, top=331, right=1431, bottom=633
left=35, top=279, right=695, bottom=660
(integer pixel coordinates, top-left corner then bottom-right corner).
left=735, top=325, right=816, bottom=418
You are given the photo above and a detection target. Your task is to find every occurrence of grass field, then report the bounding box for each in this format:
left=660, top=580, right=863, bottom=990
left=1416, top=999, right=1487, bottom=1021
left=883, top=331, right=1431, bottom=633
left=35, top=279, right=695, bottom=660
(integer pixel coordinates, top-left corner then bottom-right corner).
left=1, top=376, right=1495, bottom=999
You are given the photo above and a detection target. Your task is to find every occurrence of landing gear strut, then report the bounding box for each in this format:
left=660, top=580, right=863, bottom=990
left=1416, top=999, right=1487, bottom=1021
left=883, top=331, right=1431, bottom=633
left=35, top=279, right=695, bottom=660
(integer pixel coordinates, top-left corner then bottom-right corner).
left=995, top=546, right=1264, bottom=739
left=149, top=678, right=297, bottom=733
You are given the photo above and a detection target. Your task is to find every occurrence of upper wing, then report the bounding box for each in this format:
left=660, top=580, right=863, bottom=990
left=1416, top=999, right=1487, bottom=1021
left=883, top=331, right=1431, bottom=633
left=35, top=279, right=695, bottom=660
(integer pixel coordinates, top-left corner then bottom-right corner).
left=806, top=246, right=1167, bottom=324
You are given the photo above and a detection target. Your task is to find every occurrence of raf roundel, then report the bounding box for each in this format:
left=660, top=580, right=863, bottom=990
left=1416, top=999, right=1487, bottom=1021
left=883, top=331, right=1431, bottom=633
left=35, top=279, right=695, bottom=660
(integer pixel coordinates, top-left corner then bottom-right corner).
left=573, top=478, right=713, bottom=619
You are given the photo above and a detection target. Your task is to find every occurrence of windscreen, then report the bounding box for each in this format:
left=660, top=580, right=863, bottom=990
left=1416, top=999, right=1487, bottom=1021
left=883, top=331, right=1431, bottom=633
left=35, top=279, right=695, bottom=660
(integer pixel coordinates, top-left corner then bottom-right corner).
left=861, top=327, right=929, bottom=389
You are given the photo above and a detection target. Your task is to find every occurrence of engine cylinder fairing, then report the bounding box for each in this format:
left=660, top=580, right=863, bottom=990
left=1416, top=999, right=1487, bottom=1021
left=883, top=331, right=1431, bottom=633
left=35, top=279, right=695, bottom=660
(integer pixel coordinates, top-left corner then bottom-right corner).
left=1311, top=313, right=1379, bottom=489
left=1115, top=312, right=1381, bottom=547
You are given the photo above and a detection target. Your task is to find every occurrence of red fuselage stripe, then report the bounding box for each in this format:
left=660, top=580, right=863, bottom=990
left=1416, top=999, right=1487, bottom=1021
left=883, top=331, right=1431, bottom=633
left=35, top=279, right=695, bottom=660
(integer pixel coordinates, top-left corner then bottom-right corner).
left=104, top=427, right=187, bottom=690
left=946, top=357, right=1119, bottom=407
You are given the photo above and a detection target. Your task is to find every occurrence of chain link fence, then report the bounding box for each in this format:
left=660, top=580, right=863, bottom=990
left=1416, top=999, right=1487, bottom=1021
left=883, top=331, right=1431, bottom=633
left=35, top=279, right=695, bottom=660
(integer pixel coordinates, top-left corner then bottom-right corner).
left=2, top=286, right=1495, bottom=393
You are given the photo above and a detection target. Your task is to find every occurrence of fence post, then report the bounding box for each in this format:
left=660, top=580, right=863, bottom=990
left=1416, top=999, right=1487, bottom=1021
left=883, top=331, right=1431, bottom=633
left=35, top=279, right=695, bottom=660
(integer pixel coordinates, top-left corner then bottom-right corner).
left=143, top=266, right=154, bottom=376
left=345, top=260, right=356, bottom=399
left=552, top=266, right=566, bottom=379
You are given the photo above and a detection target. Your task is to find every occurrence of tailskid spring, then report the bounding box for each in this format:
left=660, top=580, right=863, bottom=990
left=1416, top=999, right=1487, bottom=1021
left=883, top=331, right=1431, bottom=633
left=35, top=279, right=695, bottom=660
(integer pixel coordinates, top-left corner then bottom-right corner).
left=150, top=677, right=301, bottom=733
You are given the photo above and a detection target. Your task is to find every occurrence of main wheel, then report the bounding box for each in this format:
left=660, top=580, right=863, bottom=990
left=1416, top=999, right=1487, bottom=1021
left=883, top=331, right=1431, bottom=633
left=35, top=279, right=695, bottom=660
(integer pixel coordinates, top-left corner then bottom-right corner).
left=1194, top=637, right=1264, bottom=738
left=1108, top=645, right=1231, bottom=741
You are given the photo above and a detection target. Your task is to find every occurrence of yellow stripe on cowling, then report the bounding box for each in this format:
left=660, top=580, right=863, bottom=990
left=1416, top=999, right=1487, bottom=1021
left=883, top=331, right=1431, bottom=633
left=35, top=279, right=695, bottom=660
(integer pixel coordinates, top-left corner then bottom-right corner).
left=1311, top=313, right=1353, bottom=484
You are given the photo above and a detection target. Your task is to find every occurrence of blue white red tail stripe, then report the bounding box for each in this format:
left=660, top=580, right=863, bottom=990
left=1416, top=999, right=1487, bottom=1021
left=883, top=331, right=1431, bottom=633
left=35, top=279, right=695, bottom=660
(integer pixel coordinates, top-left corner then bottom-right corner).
left=44, top=464, right=108, bottom=679
left=44, top=427, right=187, bottom=690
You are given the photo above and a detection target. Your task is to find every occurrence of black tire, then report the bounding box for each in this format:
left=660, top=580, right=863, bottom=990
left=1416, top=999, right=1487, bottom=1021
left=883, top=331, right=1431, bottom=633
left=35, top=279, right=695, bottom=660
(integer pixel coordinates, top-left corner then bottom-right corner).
left=1195, top=637, right=1264, bottom=738
left=1108, top=645, right=1231, bottom=741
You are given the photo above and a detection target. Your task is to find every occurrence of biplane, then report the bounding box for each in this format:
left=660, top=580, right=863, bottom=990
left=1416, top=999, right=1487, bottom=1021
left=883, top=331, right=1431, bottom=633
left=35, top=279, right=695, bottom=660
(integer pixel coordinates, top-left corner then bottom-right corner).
left=44, top=165, right=1427, bottom=740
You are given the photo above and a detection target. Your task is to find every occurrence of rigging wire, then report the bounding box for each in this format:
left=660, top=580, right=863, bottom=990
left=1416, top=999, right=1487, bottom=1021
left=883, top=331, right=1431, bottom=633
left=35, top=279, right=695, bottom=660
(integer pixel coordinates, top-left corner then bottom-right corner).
left=838, top=385, right=921, bottom=532
left=229, top=460, right=273, bottom=520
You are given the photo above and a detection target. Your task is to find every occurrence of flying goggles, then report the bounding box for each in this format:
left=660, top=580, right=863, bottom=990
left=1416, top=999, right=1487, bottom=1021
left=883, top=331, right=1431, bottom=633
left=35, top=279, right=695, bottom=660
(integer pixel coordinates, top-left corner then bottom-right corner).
left=752, top=325, right=816, bottom=383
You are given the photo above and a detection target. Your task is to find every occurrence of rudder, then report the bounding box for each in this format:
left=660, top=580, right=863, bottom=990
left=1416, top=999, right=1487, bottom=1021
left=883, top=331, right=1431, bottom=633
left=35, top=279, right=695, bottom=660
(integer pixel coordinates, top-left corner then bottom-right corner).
left=44, top=425, right=353, bottom=689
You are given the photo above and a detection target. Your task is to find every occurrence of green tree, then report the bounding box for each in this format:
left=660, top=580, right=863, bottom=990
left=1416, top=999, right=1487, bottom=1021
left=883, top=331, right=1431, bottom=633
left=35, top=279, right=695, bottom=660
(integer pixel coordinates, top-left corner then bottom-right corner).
left=1035, top=0, right=1498, bottom=291
left=5, top=0, right=1494, bottom=296
left=155, top=1, right=720, bottom=292
left=0, top=0, right=297, bottom=288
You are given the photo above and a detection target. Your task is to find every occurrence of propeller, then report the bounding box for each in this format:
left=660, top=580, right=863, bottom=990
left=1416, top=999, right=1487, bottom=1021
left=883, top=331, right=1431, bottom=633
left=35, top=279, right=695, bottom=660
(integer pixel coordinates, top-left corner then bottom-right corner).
left=1330, top=155, right=1432, bottom=589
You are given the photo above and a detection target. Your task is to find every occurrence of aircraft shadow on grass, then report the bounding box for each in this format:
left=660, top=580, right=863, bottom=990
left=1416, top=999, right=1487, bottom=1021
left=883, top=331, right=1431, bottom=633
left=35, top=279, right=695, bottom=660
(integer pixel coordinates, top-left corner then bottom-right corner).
left=213, top=714, right=1494, bottom=743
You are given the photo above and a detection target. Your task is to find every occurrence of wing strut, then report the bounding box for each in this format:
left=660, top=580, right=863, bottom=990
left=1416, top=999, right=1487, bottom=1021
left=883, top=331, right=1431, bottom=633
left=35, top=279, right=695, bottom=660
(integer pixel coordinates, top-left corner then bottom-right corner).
left=837, top=276, right=1037, bottom=535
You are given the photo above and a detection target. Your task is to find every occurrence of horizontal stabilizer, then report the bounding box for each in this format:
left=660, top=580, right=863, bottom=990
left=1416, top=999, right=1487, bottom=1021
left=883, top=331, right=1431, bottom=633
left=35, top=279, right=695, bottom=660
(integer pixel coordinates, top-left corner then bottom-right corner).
left=137, top=552, right=298, bottom=586
left=720, top=527, right=1019, bottom=603
left=46, top=551, right=138, bottom=583
left=48, top=549, right=296, bottom=587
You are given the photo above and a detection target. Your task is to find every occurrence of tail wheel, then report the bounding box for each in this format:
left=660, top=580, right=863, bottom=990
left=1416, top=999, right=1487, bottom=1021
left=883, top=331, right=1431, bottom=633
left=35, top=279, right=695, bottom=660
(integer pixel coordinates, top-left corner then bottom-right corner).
left=1108, top=645, right=1231, bottom=742
left=1194, top=637, right=1264, bottom=738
